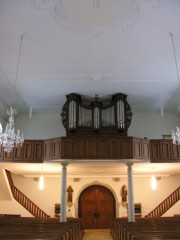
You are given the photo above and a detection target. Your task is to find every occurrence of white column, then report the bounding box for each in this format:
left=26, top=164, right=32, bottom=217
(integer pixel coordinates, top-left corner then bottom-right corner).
left=60, top=163, right=68, bottom=222
left=127, top=163, right=135, bottom=222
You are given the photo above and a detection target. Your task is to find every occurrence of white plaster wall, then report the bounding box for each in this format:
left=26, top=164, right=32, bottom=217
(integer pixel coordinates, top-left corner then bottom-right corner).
left=128, top=112, right=179, bottom=139
left=15, top=113, right=66, bottom=140
left=15, top=112, right=179, bottom=140
left=0, top=200, right=33, bottom=217
left=7, top=174, right=180, bottom=218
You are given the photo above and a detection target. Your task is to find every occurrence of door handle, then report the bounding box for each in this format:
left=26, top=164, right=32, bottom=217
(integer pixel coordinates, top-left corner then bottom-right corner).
left=94, top=212, right=99, bottom=218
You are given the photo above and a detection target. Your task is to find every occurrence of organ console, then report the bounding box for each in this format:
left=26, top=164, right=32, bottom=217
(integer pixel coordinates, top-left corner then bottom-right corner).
left=61, top=93, right=133, bottom=136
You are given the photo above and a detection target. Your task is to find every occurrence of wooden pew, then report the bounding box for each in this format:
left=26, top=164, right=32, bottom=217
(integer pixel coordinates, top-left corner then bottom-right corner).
left=0, top=217, right=83, bottom=240
left=112, top=217, right=180, bottom=240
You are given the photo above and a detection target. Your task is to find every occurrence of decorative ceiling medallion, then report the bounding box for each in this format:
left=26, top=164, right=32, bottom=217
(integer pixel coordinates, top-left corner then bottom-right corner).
left=30, top=0, right=56, bottom=9
left=30, top=0, right=160, bottom=35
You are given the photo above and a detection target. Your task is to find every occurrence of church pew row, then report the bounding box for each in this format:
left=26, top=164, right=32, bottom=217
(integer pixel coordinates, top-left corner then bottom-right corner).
left=111, top=217, right=180, bottom=240
left=0, top=217, right=84, bottom=240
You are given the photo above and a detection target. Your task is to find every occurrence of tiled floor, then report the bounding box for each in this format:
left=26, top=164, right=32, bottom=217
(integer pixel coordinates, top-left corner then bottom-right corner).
left=82, top=229, right=113, bottom=240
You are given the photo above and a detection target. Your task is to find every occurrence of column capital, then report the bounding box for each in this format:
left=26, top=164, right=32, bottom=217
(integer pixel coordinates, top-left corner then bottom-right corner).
left=61, top=163, right=68, bottom=168
left=127, top=163, right=133, bottom=169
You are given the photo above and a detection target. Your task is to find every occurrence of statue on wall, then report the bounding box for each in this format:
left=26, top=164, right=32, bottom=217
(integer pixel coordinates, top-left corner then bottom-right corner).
left=121, top=184, right=128, bottom=207
left=67, top=185, right=73, bottom=208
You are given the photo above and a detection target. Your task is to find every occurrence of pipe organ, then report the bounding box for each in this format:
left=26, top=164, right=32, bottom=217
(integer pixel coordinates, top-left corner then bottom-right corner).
left=61, top=93, right=132, bottom=136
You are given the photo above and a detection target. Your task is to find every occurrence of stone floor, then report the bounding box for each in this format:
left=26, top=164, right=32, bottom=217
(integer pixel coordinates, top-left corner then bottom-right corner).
left=82, top=229, right=113, bottom=240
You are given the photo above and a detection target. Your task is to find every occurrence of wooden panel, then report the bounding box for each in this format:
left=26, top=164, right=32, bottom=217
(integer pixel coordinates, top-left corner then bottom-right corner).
left=74, top=139, right=85, bottom=158
left=3, top=150, right=13, bottom=161
left=0, top=145, right=4, bottom=160
left=150, top=141, right=160, bottom=161
left=52, top=138, right=61, bottom=159
left=96, top=138, right=108, bottom=159
left=142, top=139, right=150, bottom=160
left=61, top=138, right=73, bottom=158
left=171, top=143, right=180, bottom=160
left=13, top=145, right=23, bottom=161
left=160, top=140, right=171, bottom=160
left=44, top=140, right=52, bottom=160
left=109, top=139, right=120, bottom=159
left=34, top=141, right=44, bottom=161
left=23, top=140, right=34, bottom=162
left=133, top=138, right=142, bottom=159
left=86, top=139, right=96, bottom=159
left=119, top=138, right=133, bottom=159
left=151, top=139, right=180, bottom=163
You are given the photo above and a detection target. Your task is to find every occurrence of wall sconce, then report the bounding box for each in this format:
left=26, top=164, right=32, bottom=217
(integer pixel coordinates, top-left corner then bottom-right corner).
left=151, top=175, right=157, bottom=191
left=38, top=173, right=44, bottom=191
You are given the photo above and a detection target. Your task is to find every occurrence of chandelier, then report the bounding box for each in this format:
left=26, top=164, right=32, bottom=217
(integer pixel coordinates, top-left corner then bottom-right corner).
left=0, top=106, right=24, bottom=152
left=172, top=127, right=180, bottom=145
left=170, top=32, right=180, bottom=145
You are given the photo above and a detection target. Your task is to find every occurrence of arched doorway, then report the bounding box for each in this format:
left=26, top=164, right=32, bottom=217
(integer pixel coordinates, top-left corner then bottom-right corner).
left=78, top=185, right=116, bottom=229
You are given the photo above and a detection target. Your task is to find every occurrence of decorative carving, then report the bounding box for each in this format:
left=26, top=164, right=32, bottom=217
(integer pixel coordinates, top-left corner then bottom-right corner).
left=30, top=0, right=160, bottom=35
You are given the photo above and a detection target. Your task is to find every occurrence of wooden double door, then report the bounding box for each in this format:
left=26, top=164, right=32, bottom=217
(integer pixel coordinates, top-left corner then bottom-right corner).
left=79, top=185, right=115, bottom=229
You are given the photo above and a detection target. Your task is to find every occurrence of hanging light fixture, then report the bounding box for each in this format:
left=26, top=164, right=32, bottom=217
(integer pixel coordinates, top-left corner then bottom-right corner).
left=0, top=106, right=24, bottom=152
left=0, top=33, right=26, bottom=153
left=170, top=33, right=180, bottom=144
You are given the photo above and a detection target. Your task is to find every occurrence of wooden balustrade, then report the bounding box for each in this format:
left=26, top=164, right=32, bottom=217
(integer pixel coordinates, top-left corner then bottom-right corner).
left=1, top=137, right=180, bottom=163
left=5, top=170, right=50, bottom=219
left=145, top=186, right=180, bottom=218
left=12, top=186, right=49, bottom=218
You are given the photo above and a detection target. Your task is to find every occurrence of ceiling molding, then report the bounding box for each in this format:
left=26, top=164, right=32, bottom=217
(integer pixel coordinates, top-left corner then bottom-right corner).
left=30, top=0, right=160, bottom=35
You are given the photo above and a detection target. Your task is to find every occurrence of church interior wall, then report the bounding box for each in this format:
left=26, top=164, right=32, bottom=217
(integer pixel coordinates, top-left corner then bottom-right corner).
left=0, top=111, right=179, bottom=218
left=15, top=111, right=178, bottom=140
left=0, top=173, right=178, bottom=218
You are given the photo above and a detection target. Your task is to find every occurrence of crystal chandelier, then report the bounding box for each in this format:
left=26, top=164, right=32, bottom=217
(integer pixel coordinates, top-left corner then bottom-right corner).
left=172, top=127, right=180, bottom=145
left=170, top=32, right=180, bottom=145
left=0, top=106, right=24, bottom=152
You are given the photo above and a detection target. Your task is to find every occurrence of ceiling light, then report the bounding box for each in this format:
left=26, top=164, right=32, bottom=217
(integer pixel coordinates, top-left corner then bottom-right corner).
left=0, top=106, right=24, bottom=152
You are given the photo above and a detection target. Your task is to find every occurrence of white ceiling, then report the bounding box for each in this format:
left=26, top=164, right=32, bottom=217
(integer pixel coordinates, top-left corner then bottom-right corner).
left=1, top=161, right=180, bottom=178
left=0, top=0, right=180, bottom=178
left=0, top=0, right=180, bottom=116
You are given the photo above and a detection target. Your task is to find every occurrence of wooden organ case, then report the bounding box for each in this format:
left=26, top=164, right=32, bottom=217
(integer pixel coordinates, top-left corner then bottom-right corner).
left=61, top=93, right=133, bottom=136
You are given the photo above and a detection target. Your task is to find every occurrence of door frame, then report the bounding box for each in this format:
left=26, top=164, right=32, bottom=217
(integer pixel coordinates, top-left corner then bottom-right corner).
left=78, top=184, right=117, bottom=227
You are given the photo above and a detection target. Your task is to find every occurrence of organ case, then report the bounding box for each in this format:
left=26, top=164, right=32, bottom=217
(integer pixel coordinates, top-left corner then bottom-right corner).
left=61, top=93, right=132, bottom=136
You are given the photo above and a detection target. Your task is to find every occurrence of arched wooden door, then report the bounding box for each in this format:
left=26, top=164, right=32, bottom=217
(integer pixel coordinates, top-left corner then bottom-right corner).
left=79, top=185, right=116, bottom=229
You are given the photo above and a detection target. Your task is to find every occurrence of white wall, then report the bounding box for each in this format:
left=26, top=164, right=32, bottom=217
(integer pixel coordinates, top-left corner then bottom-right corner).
left=15, top=112, right=178, bottom=140
left=2, top=173, right=178, bottom=218
left=128, top=112, right=179, bottom=139
left=15, top=113, right=66, bottom=140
